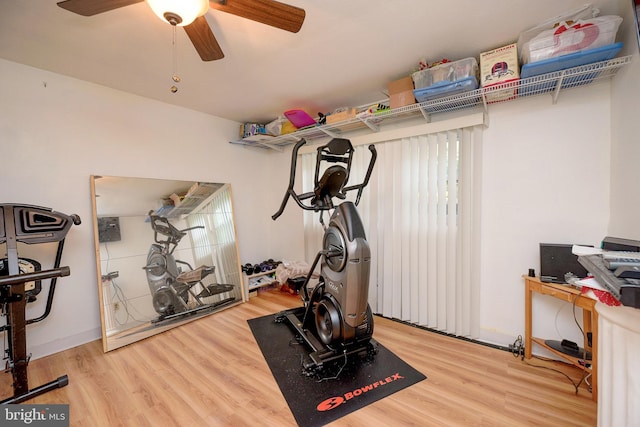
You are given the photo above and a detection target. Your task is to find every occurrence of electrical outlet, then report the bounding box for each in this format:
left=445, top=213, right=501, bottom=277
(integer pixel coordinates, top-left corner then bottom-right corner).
left=113, top=302, right=120, bottom=311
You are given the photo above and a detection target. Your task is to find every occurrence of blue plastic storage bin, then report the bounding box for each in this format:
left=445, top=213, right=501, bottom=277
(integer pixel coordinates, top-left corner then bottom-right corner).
left=413, top=76, right=479, bottom=112
left=521, top=42, right=622, bottom=78
left=519, top=43, right=623, bottom=96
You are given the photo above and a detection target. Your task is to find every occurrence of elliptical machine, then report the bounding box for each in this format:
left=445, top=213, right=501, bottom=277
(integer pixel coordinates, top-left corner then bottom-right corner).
left=272, top=138, right=377, bottom=372
left=143, top=211, right=235, bottom=324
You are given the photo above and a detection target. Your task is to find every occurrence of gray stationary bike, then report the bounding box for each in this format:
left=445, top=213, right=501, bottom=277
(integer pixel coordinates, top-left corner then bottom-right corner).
left=272, top=137, right=377, bottom=372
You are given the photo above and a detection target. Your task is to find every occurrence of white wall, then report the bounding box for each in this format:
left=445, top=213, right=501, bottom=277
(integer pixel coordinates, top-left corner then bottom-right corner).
left=480, top=87, right=611, bottom=347
left=1, top=50, right=621, bottom=358
left=0, top=58, right=304, bottom=358
left=609, top=0, right=640, bottom=240
left=99, top=215, right=161, bottom=333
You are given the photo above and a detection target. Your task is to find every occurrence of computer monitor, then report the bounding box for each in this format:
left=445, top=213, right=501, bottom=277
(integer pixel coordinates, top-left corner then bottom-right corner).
left=539, top=243, right=589, bottom=284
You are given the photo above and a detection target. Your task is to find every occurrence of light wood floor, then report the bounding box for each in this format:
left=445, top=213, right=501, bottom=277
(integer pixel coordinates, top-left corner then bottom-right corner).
left=1, top=288, right=597, bottom=426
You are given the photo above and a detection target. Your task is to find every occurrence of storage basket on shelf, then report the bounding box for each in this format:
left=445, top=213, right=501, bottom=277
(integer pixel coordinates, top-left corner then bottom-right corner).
left=411, top=57, right=480, bottom=111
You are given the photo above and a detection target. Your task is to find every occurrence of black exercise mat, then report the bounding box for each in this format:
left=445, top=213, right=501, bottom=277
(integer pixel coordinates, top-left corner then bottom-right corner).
left=248, top=314, right=427, bottom=427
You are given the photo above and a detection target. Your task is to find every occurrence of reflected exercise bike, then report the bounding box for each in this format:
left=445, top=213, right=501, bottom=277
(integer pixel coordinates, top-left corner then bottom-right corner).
left=272, top=137, right=377, bottom=373
left=144, top=211, right=235, bottom=324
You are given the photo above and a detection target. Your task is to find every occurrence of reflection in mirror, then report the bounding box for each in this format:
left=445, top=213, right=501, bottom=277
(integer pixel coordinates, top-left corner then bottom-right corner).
left=90, top=176, right=244, bottom=352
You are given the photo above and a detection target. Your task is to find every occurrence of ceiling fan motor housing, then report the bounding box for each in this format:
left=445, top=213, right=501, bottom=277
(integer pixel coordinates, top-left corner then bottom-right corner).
left=164, top=12, right=182, bottom=26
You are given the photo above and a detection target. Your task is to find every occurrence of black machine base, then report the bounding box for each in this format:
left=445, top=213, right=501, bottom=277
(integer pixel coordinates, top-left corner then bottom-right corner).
left=275, top=306, right=378, bottom=373
left=151, top=296, right=236, bottom=325
left=0, top=375, right=68, bottom=405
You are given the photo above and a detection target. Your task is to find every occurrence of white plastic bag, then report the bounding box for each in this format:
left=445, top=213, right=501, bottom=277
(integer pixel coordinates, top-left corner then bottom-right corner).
left=521, top=15, right=622, bottom=64
left=517, top=3, right=600, bottom=63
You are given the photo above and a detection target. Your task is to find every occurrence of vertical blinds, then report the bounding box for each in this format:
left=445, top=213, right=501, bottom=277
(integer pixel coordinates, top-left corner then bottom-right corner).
left=187, top=184, right=241, bottom=290
left=301, top=125, right=482, bottom=338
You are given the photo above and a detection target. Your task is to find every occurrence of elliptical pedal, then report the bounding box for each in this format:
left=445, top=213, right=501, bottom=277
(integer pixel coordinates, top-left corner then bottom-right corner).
left=197, top=283, right=234, bottom=298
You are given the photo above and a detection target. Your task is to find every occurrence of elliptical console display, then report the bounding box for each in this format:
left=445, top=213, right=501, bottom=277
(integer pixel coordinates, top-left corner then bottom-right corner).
left=272, top=138, right=377, bottom=372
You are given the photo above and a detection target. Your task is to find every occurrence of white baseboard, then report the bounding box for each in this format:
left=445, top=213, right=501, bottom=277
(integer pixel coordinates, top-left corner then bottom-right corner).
left=29, top=328, right=102, bottom=360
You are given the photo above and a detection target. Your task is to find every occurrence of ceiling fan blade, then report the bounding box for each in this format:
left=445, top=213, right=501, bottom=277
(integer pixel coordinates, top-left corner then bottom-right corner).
left=184, top=16, right=225, bottom=61
left=210, top=0, right=305, bottom=33
left=57, top=0, right=144, bottom=16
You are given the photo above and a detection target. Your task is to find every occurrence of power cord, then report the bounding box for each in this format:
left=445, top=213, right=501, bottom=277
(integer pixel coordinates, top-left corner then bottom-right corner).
left=511, top=293, right=593, bottom=395
left=525, top=355, right=588, bottom=394
left=510, top=335, right=587, bottom=394
left=509, top=335, right=525, bottom=359
left=316, top=350, right=348, bottom=383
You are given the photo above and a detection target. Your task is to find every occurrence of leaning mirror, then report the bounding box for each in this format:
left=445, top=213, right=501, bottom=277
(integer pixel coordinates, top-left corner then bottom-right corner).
left=90, top=176, right=244, bottom=352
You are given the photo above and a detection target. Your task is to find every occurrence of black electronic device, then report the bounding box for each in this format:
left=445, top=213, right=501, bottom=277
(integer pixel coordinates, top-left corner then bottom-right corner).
left=97, top=216, right=121, bottom=243
left=544, top=339, right=592, bottom=360
left=578, top=254, right=640, bottom=308
left=539, top=243, right=590, bottom=284
left=601, top=236, right=640, bottom=252
left=614, top=265, right=640, bottom=280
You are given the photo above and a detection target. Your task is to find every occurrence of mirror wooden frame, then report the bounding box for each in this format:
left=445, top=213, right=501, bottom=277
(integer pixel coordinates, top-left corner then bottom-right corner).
left=90, top=175, right=245, bottom=352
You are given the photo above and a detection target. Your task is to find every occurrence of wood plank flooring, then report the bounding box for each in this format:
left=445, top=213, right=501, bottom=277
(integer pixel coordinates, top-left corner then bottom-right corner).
left=1, top=288, right=597, bottom=426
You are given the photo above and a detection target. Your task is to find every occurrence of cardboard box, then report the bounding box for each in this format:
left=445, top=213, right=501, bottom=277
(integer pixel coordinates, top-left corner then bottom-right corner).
left=480, top=43, right=520, bottom=103
left=326, top=107, right=357, bottom=124
left=389, top=76, right=414, bottom=93
left=388, top=76, right=416, bottom=109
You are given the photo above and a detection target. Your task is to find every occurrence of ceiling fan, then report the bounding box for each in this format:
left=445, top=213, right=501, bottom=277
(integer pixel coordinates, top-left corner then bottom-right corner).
left=56, top=0, right=306, bottom=61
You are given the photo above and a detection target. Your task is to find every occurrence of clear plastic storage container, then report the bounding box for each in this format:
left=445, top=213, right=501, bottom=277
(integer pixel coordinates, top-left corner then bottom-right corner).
left=521, top=15, right=622, bottom=64
left=411, top=57, right=479, bottom=90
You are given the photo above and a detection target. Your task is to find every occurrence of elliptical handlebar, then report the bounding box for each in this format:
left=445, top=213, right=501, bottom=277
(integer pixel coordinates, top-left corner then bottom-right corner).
left=271, top=138, right=377, bottom=220
left=344, top=144, right=377, bottom=206
left=70, top=214, right=82, bottom=226
left=272, top=139, right=308, bottom=220
left=148, top=210, right=204, bottom=247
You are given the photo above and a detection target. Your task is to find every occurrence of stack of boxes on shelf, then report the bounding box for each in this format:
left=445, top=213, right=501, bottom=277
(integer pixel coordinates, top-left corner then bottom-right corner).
left=384, top=4, right=623, bottom=110
left=237, top=5, right=625, bottom=143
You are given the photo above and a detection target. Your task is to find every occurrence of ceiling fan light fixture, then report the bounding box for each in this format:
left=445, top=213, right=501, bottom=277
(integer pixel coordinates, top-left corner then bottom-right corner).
left=146, top=0, right=209, bottom=26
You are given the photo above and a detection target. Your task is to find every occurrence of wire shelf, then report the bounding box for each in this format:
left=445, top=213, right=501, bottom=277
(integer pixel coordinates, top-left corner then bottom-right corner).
left=231, top=55, right=632, bottom=150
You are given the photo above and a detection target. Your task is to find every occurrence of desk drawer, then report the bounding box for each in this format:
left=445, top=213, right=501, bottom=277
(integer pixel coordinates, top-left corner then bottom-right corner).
left=539, top=284, right=578, bottom=303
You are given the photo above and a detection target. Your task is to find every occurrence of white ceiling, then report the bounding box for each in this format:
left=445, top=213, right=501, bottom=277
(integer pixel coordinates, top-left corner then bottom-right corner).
left=0, top=0, right=616, bottom=124
left=94, top=176, right=199, bottom=217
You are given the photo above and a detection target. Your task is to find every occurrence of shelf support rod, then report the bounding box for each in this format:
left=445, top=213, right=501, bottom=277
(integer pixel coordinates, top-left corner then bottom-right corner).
left=417, top=105, right=431, bottom=123
left=316, top=126, right=339, bottom=139
left=552, top=71, right=566, bottom=104
left=358, top=117, right=380, bottom=132
left=480, top=90, right=489, bottom=115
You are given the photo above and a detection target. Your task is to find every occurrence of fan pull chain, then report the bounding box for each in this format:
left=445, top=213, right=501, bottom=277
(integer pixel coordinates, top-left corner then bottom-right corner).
left=170, top=25, right=181, bottom=93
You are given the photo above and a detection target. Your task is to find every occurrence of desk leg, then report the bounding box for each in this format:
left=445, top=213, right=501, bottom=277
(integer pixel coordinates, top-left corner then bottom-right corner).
left=583, top=308, right=592, bottom=353
left=582, top=304, right=597, bottom=402
left=591, top=309, right=598, bottom=402
left=524, top=280, right=532, bottom=359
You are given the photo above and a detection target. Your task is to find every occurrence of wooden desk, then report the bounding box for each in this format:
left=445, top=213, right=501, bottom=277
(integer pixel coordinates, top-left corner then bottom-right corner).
left=523, top=276, right=598, bottom=401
